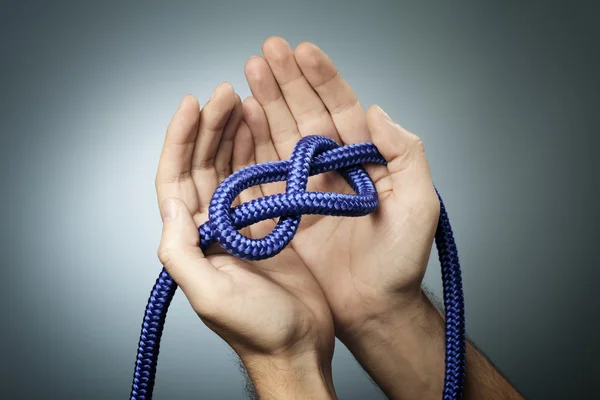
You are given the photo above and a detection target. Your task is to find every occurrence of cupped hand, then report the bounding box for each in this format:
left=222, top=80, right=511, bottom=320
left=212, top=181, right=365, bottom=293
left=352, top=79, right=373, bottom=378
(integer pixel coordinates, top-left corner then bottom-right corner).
left=154, top=84, right=335, bottom=375
left=242, top=37, right=441, bottom=335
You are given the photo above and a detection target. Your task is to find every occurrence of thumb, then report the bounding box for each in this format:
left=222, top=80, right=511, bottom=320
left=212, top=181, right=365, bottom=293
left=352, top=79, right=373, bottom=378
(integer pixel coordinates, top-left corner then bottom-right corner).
left=368, top=105, right=433, bottom=183
left=368, top=105, right=425, bottom=171
left=158, top=198, right=222, bottom=304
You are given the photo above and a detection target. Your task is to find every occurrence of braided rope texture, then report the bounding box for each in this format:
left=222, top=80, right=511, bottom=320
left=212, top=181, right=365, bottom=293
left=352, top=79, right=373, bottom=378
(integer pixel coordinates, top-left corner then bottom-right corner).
left=130, top=135, right=466, bottom=399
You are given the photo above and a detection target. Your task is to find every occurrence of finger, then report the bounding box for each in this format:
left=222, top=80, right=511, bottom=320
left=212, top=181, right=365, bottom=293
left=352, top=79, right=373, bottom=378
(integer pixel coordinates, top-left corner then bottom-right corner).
left=155, top=95, right=200, bottom=195
left=232, top=120, right=258, bottom=173
left=192, top=82, right=236, bottom=215
left=262, top=37, right=339, bottom=142
left=242, top=96, right=286, bottom=196
left=229, top=119, right=253, bottom=208
left=215, top=93, right=243, bottom=183
left=158, top=197, right=225, bottom=310
left=243, top=96, right=338, bottom=230
left=295, top=42, right=369, bottom=145
left=244, top=55, right=301, bottom=159
left=232, top=120, right=277, bottom=239
left=367, top=105, right=433, bottom=195
left=193, top=82, right=236, bottom=169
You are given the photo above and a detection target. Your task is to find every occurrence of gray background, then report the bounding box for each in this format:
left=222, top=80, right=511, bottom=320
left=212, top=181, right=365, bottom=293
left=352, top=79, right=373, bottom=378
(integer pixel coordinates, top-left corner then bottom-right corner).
left=1, top=1, right=597, bottom=399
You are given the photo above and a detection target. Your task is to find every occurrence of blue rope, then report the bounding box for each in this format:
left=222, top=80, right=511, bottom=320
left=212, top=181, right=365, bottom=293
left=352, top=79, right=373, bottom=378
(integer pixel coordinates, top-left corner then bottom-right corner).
left=130, top=135, right=466, bottom=399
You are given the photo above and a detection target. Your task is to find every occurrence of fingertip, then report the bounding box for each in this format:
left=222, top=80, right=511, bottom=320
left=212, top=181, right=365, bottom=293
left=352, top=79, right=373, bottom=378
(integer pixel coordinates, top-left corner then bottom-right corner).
left=243, top=95, right=257, bottom=104
left=234, top=92, right=242, bottom=107
left=202, top=84, right=237, bottom=140
left=166, top=95, right=200, bottom=139
left=368, top=105, right=401, bottom=156
left=221, top=81, right=234, bottom=93
left=220, top=92, right=243, bottom=140
left=263, top=36, right=292, bottom=63
left=244, top=55, right=266, bottom=78
left=160, top=196, right=193, bottom=220
left=368, top=104, right=407, bottom=133
left=366, top=105, right=382, bottom=135
left=368, top=105, right=425, bottom=166
left=221, top=82, right=236, bottom=105
left=367, top=104, right=386, bottom=125
left=226, top=92, right=243, bottom=125
left=160, top=197, right=178, bottom=222
left=229, top=93, right=243, bottom=125
left=263, top=35, right=287, bottom=48
left=174, top=95, right=200, bottom=119
left=242, top=96, right=259, bottom=117
left=294, top=41, right=318, bottom=55
left=294, top=41, right=324, bottom=69
left=159, top=197, right=201, bottom=248
left=242, top=95, right=253, bottom=106
left=180, top=94, right=199, bottom=108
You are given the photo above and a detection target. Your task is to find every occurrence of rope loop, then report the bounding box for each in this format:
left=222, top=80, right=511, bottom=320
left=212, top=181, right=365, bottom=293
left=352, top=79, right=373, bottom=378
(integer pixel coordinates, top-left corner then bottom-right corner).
left=199, top=135, right=385, bottom=259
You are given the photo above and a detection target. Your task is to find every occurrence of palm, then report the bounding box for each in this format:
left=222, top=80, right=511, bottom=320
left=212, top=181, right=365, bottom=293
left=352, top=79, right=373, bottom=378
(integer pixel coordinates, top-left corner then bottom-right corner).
left=155, top=84, right=333, bottom=356
left=293, top=188, right=436, bottom=325
left=202, top=251, right=332, bottom=355
left=242, top=37, right=439, bottom=329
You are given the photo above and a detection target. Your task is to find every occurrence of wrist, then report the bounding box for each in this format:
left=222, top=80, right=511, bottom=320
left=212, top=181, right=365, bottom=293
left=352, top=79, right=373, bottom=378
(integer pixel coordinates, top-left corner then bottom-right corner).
left=340, top=289, right=442, bottom=344
left=241, top=351, right=337, bottom=400
left=337, top=285, right=426, bottom=340
left=338, top=291, right=446, bottom=399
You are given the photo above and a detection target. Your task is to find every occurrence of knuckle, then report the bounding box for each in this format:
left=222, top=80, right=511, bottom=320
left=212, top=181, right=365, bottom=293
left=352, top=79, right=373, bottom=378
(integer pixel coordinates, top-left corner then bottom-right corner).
left=404, top=129, right=424, bottom=151
left=157, top=241, right=175, bottom=266
left=330, top=95, right=359, bottom=116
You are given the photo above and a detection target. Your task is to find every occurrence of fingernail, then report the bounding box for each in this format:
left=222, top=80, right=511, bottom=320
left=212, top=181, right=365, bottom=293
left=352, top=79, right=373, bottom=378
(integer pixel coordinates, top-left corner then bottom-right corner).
left=377, top=105, right=391, bottom=121
left=161, top=198, right=178, bottom=221
left=377, top=105, right=401, bottom=130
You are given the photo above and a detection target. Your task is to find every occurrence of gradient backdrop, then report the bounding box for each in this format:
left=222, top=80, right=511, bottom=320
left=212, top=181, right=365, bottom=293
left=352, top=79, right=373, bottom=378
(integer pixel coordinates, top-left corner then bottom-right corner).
left=1, top=1, right=597, bottom=399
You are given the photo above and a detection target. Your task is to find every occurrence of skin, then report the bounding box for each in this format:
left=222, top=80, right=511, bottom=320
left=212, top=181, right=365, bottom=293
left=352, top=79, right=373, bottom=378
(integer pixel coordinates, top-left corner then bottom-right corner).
left=155, top=84, right=337, bottom=399
left=239, top=37, right=524, bottom=399
left=242, top=37, right=439, bottom=334
left=154, top=37, right=524, bottom=399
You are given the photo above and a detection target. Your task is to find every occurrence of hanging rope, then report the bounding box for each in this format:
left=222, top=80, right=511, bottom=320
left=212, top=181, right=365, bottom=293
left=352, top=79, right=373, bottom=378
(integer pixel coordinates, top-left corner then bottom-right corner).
left=130, top=135, right=466, bottom=399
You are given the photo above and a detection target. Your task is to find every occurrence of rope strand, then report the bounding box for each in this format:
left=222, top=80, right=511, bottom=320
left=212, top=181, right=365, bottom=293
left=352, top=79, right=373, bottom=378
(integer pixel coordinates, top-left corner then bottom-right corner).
left=130, top=135, right=466, bottom=399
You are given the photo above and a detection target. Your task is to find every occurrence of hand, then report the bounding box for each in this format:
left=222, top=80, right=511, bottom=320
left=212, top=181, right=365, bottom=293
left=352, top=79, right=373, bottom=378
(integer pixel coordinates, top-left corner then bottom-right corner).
left=242, top=37, right=440, bottom=335
left=154, top=84, right=337, bottom=399
left=241, top=38, right=526, bottom=400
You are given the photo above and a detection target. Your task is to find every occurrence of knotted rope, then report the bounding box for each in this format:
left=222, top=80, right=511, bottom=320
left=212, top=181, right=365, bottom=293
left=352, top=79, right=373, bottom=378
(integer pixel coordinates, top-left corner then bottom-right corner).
left=130, top=135, right=466, bottom=399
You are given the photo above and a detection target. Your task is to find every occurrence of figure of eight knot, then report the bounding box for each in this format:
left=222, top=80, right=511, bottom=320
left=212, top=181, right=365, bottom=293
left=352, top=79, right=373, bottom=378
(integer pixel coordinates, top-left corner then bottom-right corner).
left=197, top=135, right=388, bottom=259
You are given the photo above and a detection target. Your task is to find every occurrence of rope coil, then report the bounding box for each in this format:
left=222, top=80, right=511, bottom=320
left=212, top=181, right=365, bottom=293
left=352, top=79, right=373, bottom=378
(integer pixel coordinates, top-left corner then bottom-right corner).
left=130, top=135, right=466, bottom=399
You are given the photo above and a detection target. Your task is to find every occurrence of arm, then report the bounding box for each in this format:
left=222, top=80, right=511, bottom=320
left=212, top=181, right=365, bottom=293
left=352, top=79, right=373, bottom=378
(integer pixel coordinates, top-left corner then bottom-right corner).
left=155, top=88, right=338, bottom=400
left=237, top=36, right=525, bottom=398
left=340, top=291, right=524, bottom=400
left=241, top=352, right=337, bottom=400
